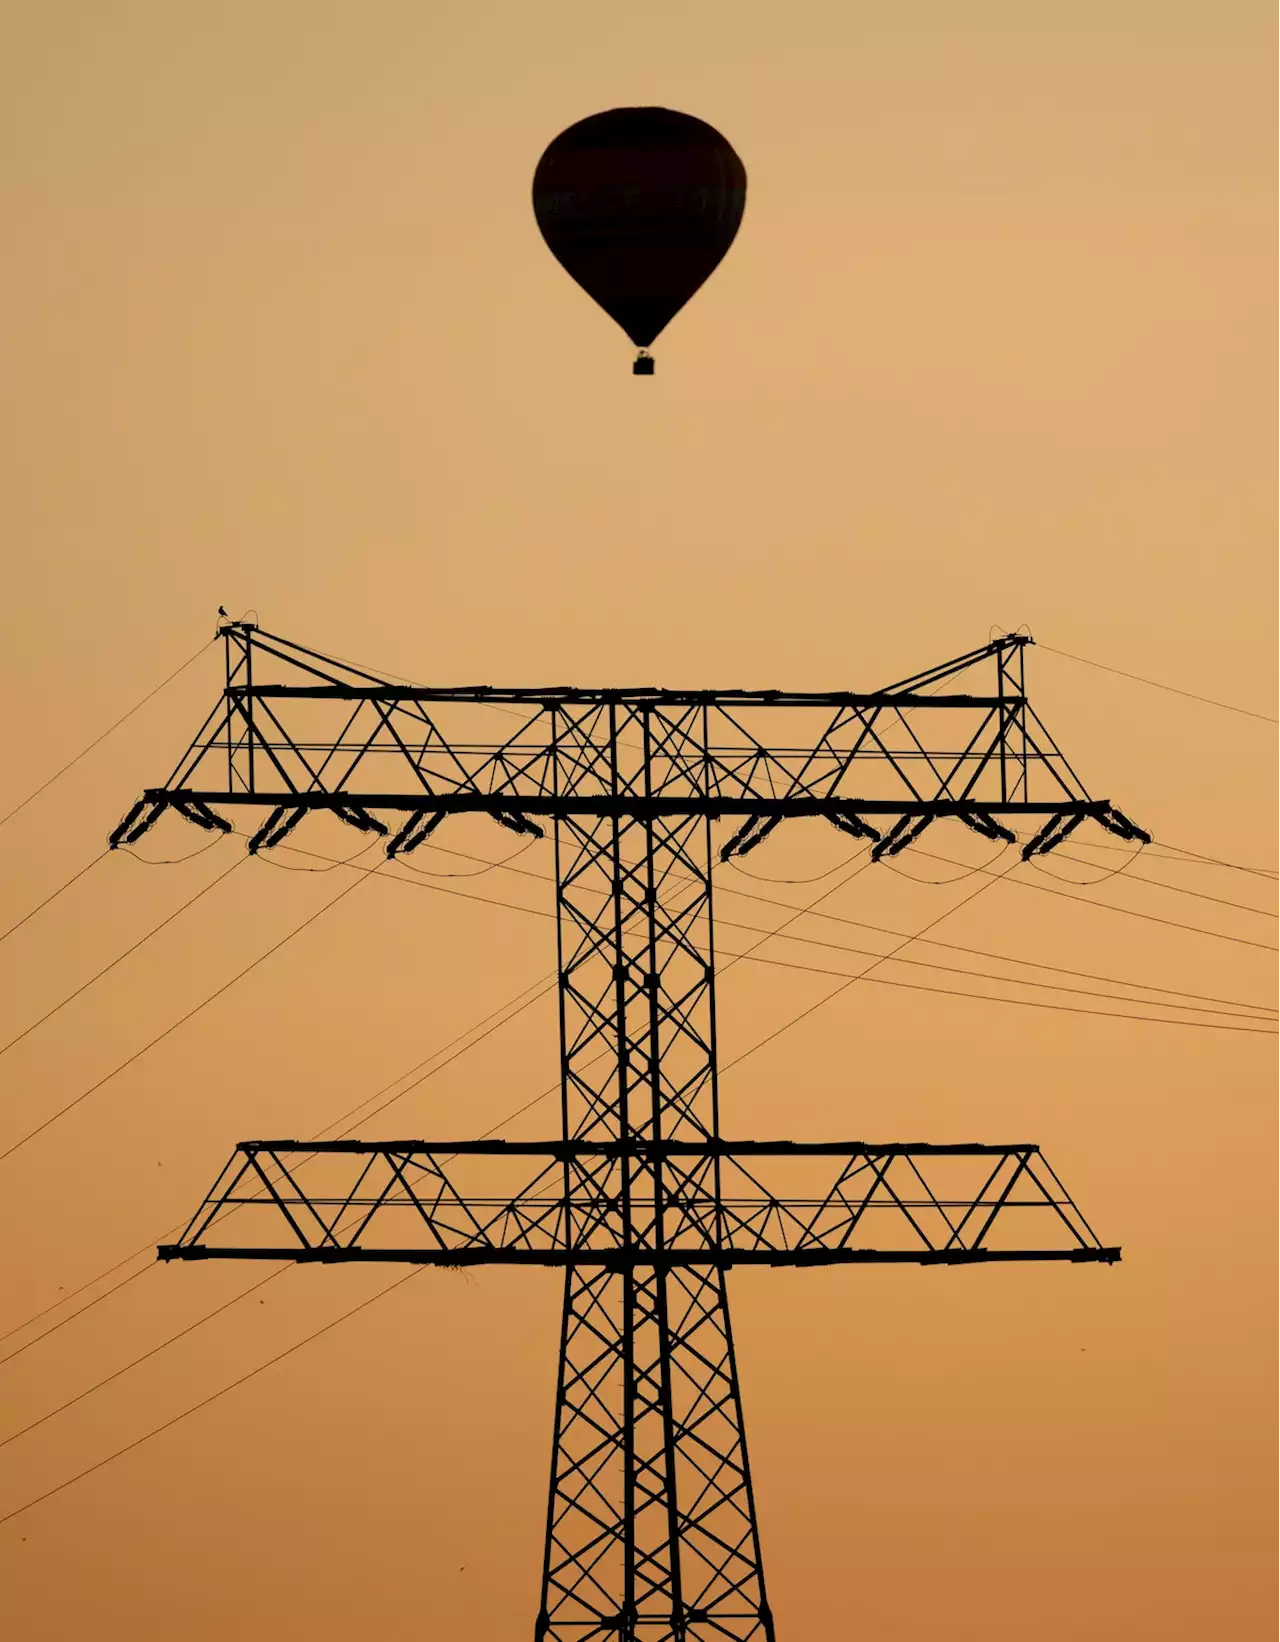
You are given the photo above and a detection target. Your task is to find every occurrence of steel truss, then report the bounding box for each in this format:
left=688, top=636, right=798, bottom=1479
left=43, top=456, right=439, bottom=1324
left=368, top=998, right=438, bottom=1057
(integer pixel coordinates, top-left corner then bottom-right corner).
left=160, top=1140, right=1116, bottom=1268
left=115, top=624, right=1138, bottom=1641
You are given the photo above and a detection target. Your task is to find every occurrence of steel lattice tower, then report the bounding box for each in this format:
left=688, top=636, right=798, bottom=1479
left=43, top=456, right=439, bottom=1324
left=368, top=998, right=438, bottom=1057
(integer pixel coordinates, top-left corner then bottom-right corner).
left=113, top=623, right=1147, bottom=1640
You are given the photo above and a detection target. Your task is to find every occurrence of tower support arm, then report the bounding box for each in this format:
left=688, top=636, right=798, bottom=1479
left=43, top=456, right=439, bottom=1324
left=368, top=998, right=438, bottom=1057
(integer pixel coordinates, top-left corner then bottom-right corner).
left=130, top=789, right=1116, bottom=823
left=107, top=625, right=1149, bottom=861
left=159, top=1140, right=1117, bottom=1265
left=160, top=1245, right=1118, bottom=1267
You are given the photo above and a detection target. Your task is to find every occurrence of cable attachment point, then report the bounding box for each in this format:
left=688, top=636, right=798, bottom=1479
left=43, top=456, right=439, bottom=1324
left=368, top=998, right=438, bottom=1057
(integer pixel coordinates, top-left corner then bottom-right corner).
left=1096, top=807, right=1152, bottom=845
left=333, top=804, right=388, bottom=837
left=871, top=814, right=934, bottom=862
left=493, top=810, right=545, bottom=840
left=387, top=811, right=448, bottom=859
left=959, top=809, right=1017, bottom=845
left=108, top=797, right=168, bottom=849
left=172, top=798, right=231, bottom=834
left=826, top=808, right=881, bottom=844
left=247, top=806, right=306, bottom=854
left=1020, top=812, right=1086, bottom=861
left=720, top=814, right=783, bottom=863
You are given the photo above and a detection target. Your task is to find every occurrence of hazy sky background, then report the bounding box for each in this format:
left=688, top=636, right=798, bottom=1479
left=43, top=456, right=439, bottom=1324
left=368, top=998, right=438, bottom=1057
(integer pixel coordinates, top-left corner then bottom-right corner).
left=1, top=4, right=1274, bottom=1638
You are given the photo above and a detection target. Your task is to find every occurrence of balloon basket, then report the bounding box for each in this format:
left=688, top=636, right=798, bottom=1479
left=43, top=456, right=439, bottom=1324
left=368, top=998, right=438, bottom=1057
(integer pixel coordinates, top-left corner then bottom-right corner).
left=633, top=353, right=655, bottom=376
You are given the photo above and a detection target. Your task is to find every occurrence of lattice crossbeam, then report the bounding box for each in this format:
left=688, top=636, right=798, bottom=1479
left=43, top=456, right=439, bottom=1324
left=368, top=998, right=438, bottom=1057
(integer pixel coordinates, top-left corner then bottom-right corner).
left=159, top=1142, right=1116, bottom=1267
left=109, top=626, right=1148, bottom=872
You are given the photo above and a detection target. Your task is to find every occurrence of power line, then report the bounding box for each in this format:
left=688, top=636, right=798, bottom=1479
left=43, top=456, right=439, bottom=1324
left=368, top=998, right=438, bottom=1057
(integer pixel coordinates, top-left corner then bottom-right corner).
left=1039, top=643, right=1278, bottom=725
left=730, top=948, right=1276, bottom=1035
left=718, top=860, right=1012, bottom=1075
left=277, top=837, right=556, bottom=924
left=1047, top=850, right=1276, bottom=920
left=0, top=853, right=243, bottom=1065
left=1141, top=840, right=1278, bottom=883
left=0, top=855, right=994, bottom=1502
left=6, top=820, right=1250, bottom=1531
left=0, top=1263, right=153, bottom=1369
left=325, top=982, right=557, bottom=1139
left=0, top=1268, right=421, bottom=1530
left=0, top=640, right=214, bottom=833
left=401, top=855, right=1015, bottom=1157
left=205, top=980, right=558, bottom=1218
left=378, top=836, right=1278, bottom=1015
left=401, top=802, right=1275, bottom=924
left=1, top=856, right=1111, bottom=1527
left=2, top=825, right=1258, bottom=1430
left=722, top=920, right=1271, bottom=1023
left=0, top=971, right=554, bottom=1361
left=288, top=834, right=1274, bottom=1016
left=1, top=806, right=1265, bottom=1466
left=0, top=982, right=555, bottom=1454
left=435, top=850, right=881, bottom=1143
left=231, top=816, right=1279, bottom=982
left=403, top=822, right=1276, bottom=1002
left=909, top=848, right=1277, bottom=953
left=0, top=1270, right=284, bottom=1453
left=710, top=855, right=1271, bottom=1027
left=1065, top=836, right=1278, bottom=882
left=0, top=969, right=570, bottom=1503
left=62, top=847, right=1227, bottom=1155
left=0, top=869, right=374, bottom=1166
left=336, top=851, right=1141, bottom=1149
left=712, top=879, right=1275, bottom=1019
left=0, top=853, right=108, bottom=949
left=1, top=1125, right=457, bottom=1454
left=0, top=851, right=890, bottom=1396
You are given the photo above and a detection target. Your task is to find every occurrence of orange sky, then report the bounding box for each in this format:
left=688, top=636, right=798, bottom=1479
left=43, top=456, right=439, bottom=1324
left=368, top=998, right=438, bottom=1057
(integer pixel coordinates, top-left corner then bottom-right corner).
left=0, top=4, right=1275, bottom=1638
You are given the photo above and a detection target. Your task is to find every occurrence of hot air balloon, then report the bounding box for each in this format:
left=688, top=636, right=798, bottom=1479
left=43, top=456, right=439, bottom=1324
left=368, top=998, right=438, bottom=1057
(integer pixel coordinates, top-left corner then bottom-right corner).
left=532, top=107, right=747, bottom=374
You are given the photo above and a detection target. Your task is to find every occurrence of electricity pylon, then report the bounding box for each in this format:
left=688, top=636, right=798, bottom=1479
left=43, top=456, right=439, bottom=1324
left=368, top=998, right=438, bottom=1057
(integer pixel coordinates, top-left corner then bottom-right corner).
left=113, top=624, right=1146, bottom=1641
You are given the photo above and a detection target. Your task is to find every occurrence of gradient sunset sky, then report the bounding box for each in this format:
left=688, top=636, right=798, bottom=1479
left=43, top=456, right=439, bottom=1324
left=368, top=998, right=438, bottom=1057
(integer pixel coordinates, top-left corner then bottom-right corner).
left=0, top=4, right=1275, bottom=1638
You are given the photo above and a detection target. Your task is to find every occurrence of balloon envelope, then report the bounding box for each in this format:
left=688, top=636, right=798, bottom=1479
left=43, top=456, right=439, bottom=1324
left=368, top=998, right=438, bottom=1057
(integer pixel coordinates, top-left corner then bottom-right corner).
left=532, top=107, right=747, bottom=351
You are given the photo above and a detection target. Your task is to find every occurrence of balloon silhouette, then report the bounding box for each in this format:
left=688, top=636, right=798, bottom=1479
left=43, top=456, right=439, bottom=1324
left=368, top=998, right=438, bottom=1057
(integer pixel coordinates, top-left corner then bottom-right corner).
left=533, top=107, right=747, bottom=374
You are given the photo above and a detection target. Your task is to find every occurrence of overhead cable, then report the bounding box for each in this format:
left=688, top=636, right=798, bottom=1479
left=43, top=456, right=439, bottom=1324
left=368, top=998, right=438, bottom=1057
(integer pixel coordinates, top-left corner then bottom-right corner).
left=1046, top=850, right=1276, bottom=919
left=269, top=837, right=1276, bottom=1017
left=0, top=837, right=1238, bottom=1529
left=730, top=948, right=1275, bottom=1035
left=709, top=879, right=1275, bottom=1018
left=0, top=1270, right=284, bottom=1453
left=283, top=836, right=1274, bottom=1015
left=0, top=854, right=109, bottom=949
left=1060, top=836, right=1277, bottom=882
left=0, top=1263, right=153, bottom=1369
left=1039, top=643, right=1278, bottom=725
left=0, top=861, right=991, bottom=1489
left=0, top=970, right=554, bottom=1361
left=452, top=834, right=1277, bottom=1013
left=722, top=922, right=1269, bottom=1022
left=908, top=848, right=1277, bottom=952
left=718, top=861, right=1013, bottom=1075
left=0, top=854, right=242, bottom=1065
left=0, top=870, right=373, bottom=1165
left=0, top=1269, right=421, bottom=1530
left=0, top=640, right=213, bottom=833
